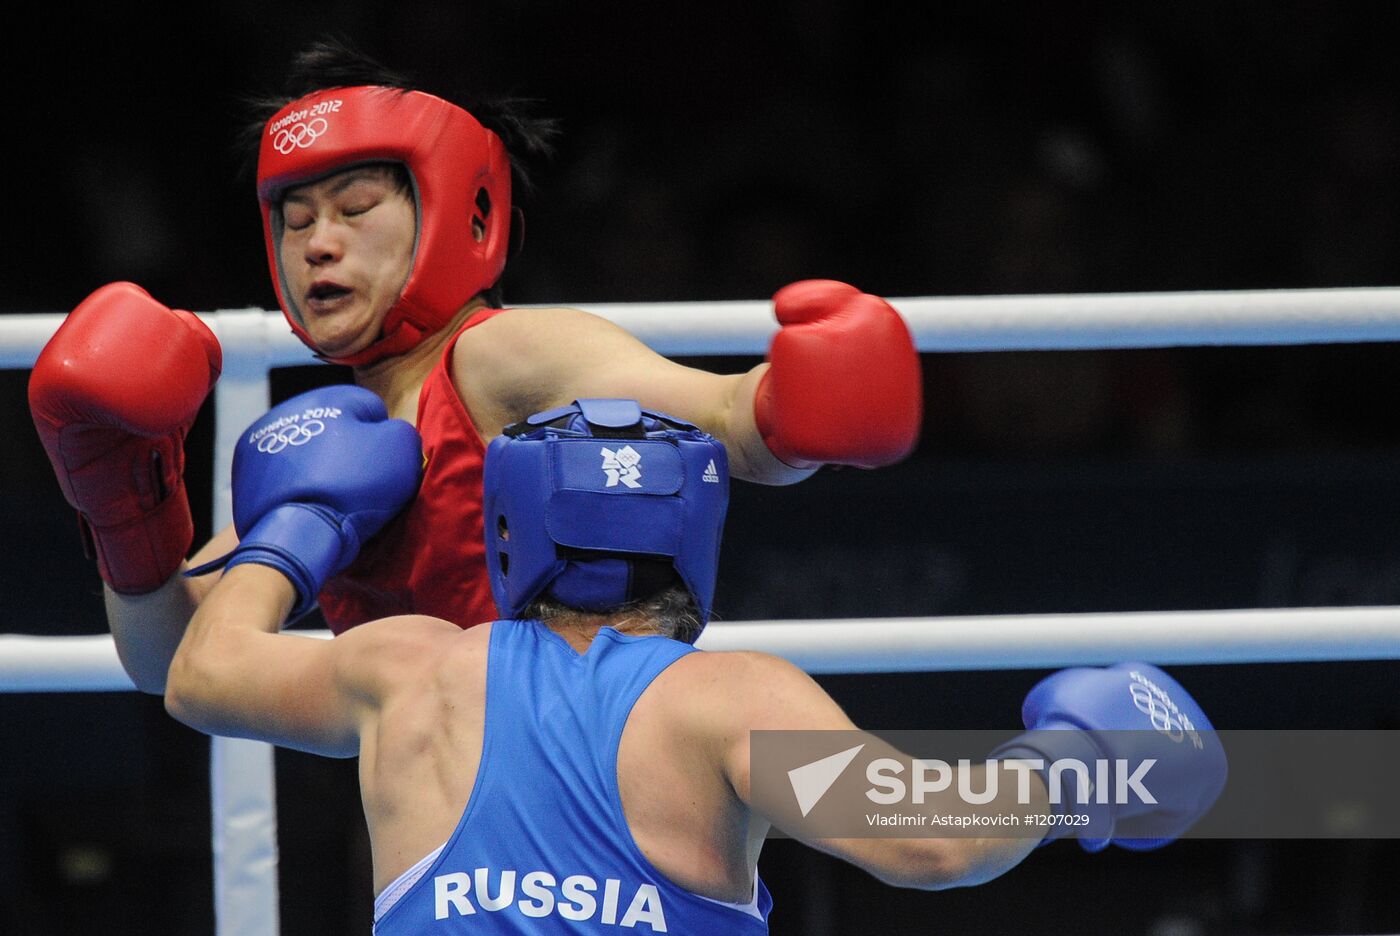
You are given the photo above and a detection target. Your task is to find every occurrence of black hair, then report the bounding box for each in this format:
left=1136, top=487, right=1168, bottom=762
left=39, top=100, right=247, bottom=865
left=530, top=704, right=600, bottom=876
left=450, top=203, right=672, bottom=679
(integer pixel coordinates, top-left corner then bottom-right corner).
left=240, top=37, right=557, bottom=188
left=236, top=37, right=411, bottom=179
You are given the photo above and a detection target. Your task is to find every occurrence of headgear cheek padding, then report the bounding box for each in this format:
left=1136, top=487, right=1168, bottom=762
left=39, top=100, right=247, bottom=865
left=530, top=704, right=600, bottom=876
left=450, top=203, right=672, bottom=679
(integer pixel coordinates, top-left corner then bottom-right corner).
left=257, top=86, right=511, bottom=367
left=483, top=399, right=729, bottom=630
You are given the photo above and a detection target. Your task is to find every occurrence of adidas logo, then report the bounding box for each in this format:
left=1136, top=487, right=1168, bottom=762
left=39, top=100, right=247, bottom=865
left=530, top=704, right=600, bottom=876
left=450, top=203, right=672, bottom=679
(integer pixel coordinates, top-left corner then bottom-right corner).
left=702, top=459, right=720, bottom=483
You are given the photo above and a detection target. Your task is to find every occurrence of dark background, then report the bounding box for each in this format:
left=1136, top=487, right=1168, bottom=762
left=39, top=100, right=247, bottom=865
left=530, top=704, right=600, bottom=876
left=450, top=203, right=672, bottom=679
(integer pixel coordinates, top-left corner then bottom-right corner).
left=4, top=2, right=1400, bottom=933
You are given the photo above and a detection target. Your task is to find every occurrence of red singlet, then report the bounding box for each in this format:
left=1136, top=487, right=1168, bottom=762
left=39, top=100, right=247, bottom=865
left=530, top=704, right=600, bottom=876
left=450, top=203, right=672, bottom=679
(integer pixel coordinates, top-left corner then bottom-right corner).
left=317, top=312, right=504, bottom=634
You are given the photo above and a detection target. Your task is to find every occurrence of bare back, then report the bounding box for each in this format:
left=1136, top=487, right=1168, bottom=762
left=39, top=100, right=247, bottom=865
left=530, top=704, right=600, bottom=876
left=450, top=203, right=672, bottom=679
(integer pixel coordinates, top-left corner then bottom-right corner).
left=360, top=622, right=767, bottom=903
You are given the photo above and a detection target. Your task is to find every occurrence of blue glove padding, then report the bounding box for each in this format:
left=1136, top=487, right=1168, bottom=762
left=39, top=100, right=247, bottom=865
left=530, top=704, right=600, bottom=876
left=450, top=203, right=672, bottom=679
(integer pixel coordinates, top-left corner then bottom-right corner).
left=993, top=663, right=1227, bottom=852
left=187, top=385, right=422, bottom=619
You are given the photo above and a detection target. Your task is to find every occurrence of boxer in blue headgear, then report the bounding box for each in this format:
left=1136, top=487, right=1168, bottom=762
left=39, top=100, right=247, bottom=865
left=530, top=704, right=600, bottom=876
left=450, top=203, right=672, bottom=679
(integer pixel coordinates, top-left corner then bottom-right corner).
left=483, top=398, right=728, bottom=642
left=167, top=390, right=1226, bottom=935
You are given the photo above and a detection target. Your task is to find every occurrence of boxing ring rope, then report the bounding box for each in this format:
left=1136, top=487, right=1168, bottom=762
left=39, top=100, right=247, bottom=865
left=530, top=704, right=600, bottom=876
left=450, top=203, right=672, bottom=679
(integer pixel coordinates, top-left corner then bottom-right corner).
left=5, top=286, right=1400, bottom=936
left=7, top=606, right=1400, bottom=692
left=9, top=286, right=1400, bottom=370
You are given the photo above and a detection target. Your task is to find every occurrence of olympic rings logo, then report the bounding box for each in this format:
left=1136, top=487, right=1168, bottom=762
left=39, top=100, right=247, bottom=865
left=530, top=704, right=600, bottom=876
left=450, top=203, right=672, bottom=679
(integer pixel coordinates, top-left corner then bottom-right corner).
left=273, top=118, right=328, bottom=154
left=1129, top=684, right=1185, bottom=742
left=256, top=420, right=326, bottom=454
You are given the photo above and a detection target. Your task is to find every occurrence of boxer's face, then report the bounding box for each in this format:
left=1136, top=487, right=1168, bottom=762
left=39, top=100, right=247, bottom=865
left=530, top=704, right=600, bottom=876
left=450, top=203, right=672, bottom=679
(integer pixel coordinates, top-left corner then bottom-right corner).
left=278, top=165, right=415, bottom=359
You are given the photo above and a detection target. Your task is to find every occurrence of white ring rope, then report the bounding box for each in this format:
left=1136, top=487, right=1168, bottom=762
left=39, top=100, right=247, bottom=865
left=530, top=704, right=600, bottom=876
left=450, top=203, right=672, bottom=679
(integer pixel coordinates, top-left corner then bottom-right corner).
left=6, top=289, right=1400, bottom=936
left=7, top=287, right=1400, bottom=369
left=580, top=287, right=1400, bottom=353
left=5, top=606, right=1400, bottom=693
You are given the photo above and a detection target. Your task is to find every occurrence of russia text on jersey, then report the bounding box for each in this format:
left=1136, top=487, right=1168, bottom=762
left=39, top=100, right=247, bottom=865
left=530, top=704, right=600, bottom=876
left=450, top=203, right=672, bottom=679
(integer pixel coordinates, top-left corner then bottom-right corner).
left=434, top=867, right=668, bottom=931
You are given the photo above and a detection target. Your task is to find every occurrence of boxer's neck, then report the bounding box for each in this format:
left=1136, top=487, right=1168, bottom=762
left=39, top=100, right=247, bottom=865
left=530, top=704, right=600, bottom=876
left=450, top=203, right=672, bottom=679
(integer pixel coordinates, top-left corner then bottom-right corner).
left=352, top=300, right=487, bottom=420
left=544, top=611, right=668, bottom=655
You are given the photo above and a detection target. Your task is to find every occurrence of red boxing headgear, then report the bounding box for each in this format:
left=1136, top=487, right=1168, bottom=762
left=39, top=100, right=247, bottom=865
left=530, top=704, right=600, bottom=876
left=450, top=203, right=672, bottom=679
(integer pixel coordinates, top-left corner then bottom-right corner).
left=257, top=86, right=511, bottom=367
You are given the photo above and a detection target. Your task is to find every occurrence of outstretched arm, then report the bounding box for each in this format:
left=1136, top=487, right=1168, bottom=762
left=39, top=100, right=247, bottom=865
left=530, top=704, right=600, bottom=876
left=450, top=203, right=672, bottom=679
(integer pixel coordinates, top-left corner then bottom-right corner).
left=455, top=306, right=799, bottom=483
left=707, top=652, right=1046, bottom=890
left=714, top=655, right=1228, bottom=882
left=454, top=281, right=922, bottom=485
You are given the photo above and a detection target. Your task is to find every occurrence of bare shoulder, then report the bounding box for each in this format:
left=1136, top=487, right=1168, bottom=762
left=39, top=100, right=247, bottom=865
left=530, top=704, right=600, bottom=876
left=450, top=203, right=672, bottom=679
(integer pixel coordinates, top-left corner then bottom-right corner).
left=646, top=649, right=857, bottom=812
left=450, top=305, right=764, bottom=460
left=332, top=613, right=468, bottom=649
left=451, top=306, right=626, bottom=437
left=667, top=649, right=810, bottom=688
left=330, top=616, right=490, bottom=703
left=466, top=305, right=620, bottom=340
left=454, top=306, right=628, bottom=374
left=656, top=650, right=854, bottom=733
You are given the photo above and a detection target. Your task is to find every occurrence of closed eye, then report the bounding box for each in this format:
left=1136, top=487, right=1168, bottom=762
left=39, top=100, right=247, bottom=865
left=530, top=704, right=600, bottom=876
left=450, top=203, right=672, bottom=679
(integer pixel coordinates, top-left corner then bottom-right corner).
left=343, top=199, right=380, bottom=217
left=282, top=203, right=314, bottom=230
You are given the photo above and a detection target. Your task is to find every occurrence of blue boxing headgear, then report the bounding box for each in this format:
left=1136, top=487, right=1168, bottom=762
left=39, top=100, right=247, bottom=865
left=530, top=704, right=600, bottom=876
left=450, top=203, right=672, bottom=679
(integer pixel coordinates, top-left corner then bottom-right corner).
left=483, top=399, right=729, bottom=632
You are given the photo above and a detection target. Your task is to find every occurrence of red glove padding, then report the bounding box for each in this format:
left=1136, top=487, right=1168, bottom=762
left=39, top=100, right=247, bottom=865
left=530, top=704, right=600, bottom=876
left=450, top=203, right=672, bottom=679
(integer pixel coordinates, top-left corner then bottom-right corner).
left=754, top=280, right=922, bottom=469
left=29, top=282, right=222, bottom=593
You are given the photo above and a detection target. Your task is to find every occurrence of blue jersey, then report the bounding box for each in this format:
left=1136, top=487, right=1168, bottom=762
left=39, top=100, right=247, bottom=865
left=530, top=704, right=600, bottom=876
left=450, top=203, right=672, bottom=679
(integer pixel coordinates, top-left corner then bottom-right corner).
left=374, top=618, right=772, bottom=934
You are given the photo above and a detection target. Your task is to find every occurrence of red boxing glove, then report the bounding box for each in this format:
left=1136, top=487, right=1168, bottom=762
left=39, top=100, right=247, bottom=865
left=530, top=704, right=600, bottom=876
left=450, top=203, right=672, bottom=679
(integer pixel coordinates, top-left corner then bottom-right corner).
left=754, top=280, right=922, bottom=469
left=29, top=282, right=222, bottom=593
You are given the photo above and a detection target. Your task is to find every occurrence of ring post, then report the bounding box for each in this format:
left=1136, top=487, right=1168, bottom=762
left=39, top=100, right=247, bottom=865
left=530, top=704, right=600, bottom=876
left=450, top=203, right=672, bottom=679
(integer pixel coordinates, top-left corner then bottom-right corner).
left=207, top=309, right=280, bottom=936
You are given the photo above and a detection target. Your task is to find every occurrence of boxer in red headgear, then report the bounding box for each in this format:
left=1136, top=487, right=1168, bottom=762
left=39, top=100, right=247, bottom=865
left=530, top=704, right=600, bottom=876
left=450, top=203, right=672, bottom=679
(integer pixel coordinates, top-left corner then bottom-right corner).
left=30, top=39, right=923, bottom=693
left=256, top=85, right=513, bottom=367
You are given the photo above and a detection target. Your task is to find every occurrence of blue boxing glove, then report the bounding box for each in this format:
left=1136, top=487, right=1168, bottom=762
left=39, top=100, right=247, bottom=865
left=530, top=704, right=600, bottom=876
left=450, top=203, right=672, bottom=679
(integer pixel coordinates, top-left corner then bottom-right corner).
left=993, top=663, right=1227, bottom=852
left=188, top=385, right=421, bottom=620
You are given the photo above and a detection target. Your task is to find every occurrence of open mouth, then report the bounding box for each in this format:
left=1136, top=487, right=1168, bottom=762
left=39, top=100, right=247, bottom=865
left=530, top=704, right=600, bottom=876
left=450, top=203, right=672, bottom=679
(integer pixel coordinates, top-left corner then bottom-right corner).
left=308, top=282, right=352, bottom=302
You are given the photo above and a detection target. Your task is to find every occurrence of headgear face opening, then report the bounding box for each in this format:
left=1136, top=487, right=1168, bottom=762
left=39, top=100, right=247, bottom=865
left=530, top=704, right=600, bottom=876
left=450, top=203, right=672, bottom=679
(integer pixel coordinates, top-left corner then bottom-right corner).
left=483, top=399, right=729, bottom=636
left=257, top=86, right=511, bottom=367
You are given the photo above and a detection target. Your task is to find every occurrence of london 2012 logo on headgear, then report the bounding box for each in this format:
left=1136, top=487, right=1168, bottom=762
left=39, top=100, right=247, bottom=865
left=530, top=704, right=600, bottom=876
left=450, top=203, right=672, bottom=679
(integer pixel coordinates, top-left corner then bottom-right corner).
left=273, top=118, right=328, bottom=154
